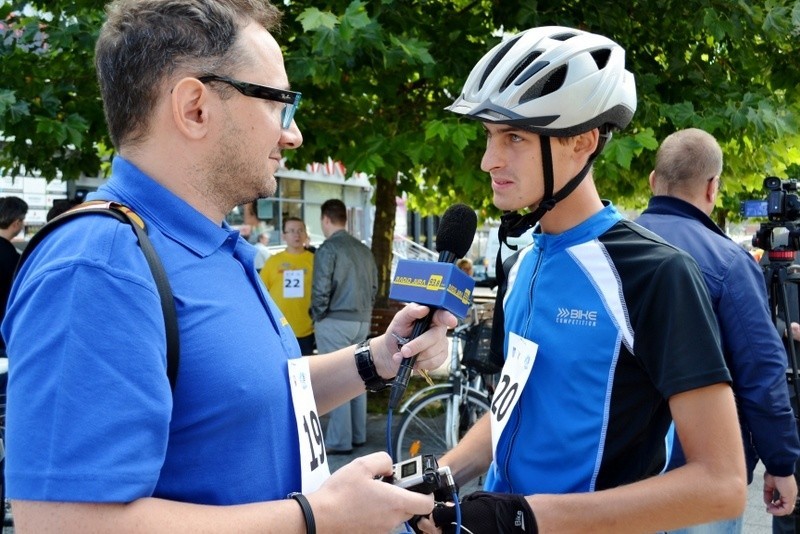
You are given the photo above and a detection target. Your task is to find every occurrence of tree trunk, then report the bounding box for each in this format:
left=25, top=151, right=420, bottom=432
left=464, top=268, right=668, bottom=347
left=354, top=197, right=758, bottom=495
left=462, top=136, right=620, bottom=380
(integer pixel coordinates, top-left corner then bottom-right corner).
left=371, top=173, right=398, bottom=309
left=715, top=211, right=726, bottom=229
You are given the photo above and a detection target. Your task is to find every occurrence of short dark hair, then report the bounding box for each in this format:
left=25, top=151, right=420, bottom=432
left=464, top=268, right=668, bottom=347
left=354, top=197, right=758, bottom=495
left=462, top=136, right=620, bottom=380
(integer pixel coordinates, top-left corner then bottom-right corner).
left=46, top=199, right=83, bottom=222
left=282, top=216, right=305, bottom=233
left=95, top=0, right=282, bottom=149
left=321, top=199, right=347, bottom=225
left=0, top=196, right=28, bottom=229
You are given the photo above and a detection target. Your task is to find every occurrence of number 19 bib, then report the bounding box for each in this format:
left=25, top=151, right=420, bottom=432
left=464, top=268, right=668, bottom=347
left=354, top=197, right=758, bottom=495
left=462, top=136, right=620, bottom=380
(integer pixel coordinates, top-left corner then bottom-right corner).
left=490, top=332, right=538, bottom=459
left=288, top=358, right=331, bottom=493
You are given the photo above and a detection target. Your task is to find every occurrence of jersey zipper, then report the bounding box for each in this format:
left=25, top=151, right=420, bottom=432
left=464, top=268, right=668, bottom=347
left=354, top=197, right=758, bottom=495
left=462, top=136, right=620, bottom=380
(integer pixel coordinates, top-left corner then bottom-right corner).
left=501, top=244, right=544, bottom=491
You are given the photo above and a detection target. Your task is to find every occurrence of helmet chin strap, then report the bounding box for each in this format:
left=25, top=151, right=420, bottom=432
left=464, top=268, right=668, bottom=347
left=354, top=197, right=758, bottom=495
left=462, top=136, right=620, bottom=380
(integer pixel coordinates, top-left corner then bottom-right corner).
left=499, top=130, right=610, bottom=249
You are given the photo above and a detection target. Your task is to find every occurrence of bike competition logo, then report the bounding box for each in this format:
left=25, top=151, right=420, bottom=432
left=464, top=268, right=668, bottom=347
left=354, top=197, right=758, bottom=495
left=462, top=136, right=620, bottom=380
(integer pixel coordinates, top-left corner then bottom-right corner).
left=556, top=307, right=597, bottom=326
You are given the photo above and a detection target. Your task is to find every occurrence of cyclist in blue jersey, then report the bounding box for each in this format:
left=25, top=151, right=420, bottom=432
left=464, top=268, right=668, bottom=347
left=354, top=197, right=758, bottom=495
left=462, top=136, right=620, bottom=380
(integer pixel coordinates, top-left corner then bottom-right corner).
left=417, top=26, right=746, bottom=534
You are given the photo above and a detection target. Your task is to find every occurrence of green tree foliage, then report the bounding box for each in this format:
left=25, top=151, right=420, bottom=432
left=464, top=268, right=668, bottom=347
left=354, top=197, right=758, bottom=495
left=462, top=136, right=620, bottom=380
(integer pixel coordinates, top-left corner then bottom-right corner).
left=281, top=0, right=500, bottom=301
left=1, top=0, right=799, bottom=297
left=490, top=1, right=800, bottom=218
left=281, top=0, right=798, bottom=296
left=0, top=1, right=108, bottom=180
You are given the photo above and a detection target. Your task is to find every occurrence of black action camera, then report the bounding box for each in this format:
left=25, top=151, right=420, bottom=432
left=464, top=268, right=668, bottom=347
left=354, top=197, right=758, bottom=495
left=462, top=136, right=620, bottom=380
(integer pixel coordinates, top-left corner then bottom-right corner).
left=383, top=454, right=453, bottom=494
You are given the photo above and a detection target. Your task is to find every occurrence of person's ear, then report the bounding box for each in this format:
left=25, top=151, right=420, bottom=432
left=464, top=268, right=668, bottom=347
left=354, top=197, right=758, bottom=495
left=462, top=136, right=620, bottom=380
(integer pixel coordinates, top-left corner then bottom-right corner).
left=171, top=77, right=210, bottom=140
left=648, top=171, right=657, bottom=194
left=706, top=175, right=719, bottom=203
left=573, top=129, right=600, bottom=159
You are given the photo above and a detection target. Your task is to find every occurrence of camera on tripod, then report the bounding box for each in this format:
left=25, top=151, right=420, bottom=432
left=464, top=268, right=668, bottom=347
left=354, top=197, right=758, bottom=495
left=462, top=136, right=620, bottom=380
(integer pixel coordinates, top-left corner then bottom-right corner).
left=743, top=177, right=800, bottom=253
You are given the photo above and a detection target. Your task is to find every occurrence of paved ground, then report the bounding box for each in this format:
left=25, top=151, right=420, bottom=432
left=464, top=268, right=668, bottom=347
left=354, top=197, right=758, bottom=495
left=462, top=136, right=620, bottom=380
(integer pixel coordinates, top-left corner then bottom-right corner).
left=326, top=412, right=779, bottom=534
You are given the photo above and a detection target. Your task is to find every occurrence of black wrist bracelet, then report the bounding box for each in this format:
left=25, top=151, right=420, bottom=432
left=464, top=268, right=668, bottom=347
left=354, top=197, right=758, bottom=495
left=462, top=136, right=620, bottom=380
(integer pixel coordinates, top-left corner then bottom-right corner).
left=289, top=492, right=316, bottom=534
left=354, top=339, right=393, bottom=392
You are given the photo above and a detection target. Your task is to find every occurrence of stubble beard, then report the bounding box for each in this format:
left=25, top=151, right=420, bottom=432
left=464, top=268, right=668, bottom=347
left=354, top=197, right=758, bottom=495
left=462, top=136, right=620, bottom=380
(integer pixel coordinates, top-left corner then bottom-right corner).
left=211, top=127, right=278, bottom=209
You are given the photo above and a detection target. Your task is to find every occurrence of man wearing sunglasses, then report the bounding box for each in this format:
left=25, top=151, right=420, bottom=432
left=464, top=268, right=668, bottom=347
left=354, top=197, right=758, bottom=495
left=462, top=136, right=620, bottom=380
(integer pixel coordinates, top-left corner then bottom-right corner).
left=1, top=1, right=455, bottom=532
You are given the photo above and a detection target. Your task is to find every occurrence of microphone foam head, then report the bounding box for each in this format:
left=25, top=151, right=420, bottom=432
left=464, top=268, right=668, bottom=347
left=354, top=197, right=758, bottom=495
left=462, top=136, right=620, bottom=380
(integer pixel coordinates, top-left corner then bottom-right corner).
left=436, top=204, right=478, bottom=258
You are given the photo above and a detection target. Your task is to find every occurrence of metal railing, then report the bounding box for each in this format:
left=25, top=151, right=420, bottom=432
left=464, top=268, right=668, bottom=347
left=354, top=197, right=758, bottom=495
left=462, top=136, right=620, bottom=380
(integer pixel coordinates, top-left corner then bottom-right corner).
left=391, top=234, right=436, bottom=275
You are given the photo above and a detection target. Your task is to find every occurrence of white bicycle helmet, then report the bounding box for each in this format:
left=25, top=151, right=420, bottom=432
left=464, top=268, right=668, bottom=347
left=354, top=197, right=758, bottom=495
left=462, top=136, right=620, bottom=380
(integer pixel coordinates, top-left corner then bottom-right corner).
left=450, top=27, right=638, bottom=244
left=447, top=26, right=636, bottom=136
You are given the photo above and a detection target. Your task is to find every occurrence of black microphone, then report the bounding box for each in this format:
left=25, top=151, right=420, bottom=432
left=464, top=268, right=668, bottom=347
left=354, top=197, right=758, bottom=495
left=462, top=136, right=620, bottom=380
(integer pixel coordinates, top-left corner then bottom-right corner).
left=388, top=204, right=478, bottom=410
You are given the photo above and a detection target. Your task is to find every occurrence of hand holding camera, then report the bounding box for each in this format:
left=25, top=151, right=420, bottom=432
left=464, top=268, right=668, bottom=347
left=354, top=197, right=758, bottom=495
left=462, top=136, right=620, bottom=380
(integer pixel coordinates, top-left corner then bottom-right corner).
left=384, top=454, right=455, bottom=496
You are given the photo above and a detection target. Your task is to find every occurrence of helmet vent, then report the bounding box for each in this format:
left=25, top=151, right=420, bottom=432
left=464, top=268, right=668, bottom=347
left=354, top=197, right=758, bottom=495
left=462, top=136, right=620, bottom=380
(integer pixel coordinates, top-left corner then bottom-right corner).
left=516, top=59, right=549, bottom=86
left=519, top=64, right=568, bottom=102
left=480, top=35, right=523, bottom=91
left=550, top=32, right=578, bottom=41
left=501, top=51, right=542, bottom=91
left=591, top=48, right=611, bottom=70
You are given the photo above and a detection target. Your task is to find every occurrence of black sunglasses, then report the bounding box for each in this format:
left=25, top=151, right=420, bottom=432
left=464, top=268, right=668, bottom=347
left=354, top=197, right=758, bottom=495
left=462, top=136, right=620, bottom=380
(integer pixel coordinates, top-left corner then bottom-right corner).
left=198, top=75, right=301, bottom=129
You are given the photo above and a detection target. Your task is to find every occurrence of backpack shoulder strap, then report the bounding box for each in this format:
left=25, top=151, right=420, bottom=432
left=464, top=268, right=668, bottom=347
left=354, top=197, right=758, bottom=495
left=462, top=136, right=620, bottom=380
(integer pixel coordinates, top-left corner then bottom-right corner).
left=16, top=200, right=180, bottom=392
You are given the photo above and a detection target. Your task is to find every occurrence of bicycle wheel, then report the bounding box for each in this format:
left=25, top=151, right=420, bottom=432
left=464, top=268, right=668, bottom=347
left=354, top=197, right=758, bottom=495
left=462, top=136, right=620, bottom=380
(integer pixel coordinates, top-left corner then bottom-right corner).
left=393, top=388, right=491, bottom=462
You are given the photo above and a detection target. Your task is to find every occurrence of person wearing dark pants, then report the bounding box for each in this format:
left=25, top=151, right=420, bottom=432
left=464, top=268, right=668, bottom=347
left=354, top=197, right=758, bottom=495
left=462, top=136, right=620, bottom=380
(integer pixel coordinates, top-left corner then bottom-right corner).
left=260, top=217, right=316, bottom=355
left=312, top=199, right=378, bottom=454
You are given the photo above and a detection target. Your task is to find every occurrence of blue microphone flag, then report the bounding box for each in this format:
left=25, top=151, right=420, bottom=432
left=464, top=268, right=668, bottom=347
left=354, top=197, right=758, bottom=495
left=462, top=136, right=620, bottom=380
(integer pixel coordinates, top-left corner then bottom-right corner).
left=389, top=259, right=475, bottom=319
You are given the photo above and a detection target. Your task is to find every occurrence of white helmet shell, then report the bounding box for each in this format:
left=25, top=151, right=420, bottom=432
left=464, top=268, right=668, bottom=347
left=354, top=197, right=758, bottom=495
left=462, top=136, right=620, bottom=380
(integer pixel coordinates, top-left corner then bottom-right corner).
left=447, top=26, right=637, bottom=137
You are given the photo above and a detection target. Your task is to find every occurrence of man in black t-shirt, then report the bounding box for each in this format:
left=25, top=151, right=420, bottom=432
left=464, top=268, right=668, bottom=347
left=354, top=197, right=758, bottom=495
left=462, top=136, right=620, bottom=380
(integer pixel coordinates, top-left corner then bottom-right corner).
left=0, top=195, right=26, bottom=527
left=0, top=196, right=28, bottom=358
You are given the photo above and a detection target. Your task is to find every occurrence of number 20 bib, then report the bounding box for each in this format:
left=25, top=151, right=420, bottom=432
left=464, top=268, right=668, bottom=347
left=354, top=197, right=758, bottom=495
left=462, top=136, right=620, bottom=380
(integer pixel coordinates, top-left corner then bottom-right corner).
left=490, top=332, right=538, bottom=459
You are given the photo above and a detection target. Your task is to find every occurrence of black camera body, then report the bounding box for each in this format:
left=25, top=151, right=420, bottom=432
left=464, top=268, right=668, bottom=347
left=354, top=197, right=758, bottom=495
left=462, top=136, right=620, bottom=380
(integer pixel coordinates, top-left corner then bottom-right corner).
left=746, top=177, right=800, bottom=252
left=764, top=176, right=800, bottom=223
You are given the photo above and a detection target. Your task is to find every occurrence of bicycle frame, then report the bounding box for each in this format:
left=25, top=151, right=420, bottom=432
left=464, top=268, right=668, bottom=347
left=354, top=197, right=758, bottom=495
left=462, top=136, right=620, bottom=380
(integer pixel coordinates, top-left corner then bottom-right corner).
left=395, top=323, right=486, bottom=448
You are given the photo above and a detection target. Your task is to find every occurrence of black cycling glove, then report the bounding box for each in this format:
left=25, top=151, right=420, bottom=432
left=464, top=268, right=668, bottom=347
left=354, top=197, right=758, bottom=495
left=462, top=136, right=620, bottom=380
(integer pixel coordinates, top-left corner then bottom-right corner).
left=431, top=491, right=537, bottom=533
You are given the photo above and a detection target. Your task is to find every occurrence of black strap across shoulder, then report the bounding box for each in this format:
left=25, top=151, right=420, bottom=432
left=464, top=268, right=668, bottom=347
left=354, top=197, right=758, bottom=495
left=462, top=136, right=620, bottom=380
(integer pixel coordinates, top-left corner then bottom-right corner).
left=15, top=201, right=180, bottom=392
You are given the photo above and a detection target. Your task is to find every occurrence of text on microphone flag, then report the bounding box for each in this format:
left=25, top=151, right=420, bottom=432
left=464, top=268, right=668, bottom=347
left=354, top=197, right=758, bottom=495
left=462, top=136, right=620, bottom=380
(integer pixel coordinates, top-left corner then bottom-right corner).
left=389, top=259, right=475, bottom=319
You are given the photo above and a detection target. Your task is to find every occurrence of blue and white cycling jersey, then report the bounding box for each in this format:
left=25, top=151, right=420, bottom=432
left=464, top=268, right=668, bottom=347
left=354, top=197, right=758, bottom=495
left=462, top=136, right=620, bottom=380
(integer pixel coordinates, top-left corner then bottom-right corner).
left=486, top=203, right=730, bottom=494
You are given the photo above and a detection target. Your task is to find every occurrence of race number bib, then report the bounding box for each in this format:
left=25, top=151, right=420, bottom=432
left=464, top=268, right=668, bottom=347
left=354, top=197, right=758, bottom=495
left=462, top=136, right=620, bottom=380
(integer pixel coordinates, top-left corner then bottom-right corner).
left=288, top=358, right=330, bottom=493
left=490, top=332, right=538, bottom=459
left=283, top=269, right=304, bottom=298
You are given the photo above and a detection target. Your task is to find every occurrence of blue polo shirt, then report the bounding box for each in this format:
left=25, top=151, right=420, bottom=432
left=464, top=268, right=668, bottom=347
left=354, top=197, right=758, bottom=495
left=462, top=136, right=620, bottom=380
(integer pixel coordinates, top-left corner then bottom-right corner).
left=3, top=156, right=303, bottom=504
